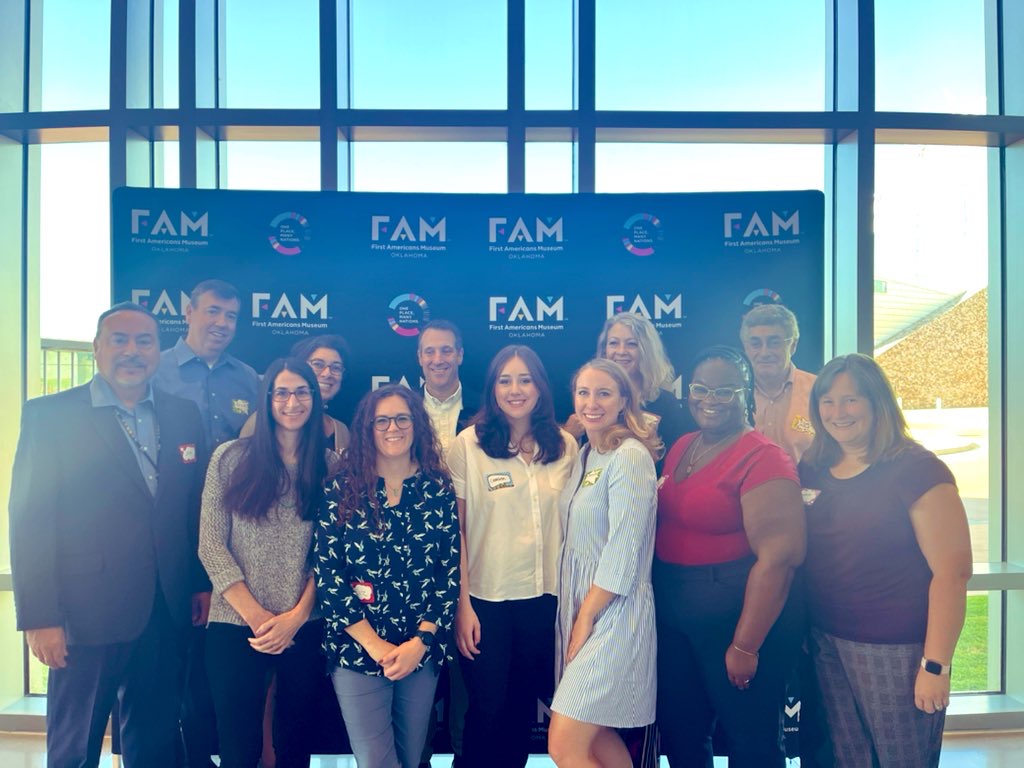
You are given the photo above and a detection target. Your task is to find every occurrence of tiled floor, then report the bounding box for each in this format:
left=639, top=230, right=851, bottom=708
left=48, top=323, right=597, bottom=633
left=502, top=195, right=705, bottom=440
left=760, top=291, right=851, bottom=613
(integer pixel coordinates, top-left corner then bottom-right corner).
left=2, top=731, right=1023, bottom=768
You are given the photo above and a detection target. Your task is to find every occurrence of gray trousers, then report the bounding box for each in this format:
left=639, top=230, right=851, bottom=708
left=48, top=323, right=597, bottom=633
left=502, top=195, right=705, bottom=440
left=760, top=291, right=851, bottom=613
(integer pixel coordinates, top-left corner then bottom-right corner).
left=332, top=663, right=440, bottom=768
left=811, top=629, right=945, bottom=768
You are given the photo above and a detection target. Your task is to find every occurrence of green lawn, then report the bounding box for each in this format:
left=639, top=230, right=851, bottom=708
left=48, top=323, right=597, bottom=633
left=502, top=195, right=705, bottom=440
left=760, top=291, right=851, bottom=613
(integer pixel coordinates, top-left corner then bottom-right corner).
left=952, top=593, right=989, bottom=692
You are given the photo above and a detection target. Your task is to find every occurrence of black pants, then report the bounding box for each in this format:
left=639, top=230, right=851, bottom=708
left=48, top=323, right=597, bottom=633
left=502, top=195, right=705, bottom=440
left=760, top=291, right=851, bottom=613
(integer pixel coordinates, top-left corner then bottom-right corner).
left=654, top=556, right=802, bottom=768
left=205, top=620, right=324, bottom=768
left=459, top=595, right=556, bottom=768
left=180, top=625, right=218, bottom=765
left=47, top=592, right=184, bottom=768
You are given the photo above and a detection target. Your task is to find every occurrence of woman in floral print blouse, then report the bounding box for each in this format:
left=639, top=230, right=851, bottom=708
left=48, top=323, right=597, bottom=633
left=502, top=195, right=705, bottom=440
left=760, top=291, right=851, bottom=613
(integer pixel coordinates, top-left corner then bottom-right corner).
left=314, top=384, right=460, bottom=768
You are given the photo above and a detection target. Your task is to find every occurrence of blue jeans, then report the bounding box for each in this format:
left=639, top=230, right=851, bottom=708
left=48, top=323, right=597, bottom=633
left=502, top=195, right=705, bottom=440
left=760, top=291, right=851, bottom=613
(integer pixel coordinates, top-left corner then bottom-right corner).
left=332, top=662, right=440, bottom=768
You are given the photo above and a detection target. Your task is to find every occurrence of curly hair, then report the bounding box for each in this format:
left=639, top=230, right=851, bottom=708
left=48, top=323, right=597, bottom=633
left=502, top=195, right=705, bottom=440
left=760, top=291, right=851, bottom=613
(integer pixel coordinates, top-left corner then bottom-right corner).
left=472, top=345, right=567, bottom=464
left=221, top=357, right=327, bottom=521
left=596, top=313, right=676, bottom=403
left=688, top=345, right=756, bottom=426
left=572, top=358, right=663, bottom=461
left=333, top=384, right=450, bottom=524
left=289, top=333, right=351, bottom=373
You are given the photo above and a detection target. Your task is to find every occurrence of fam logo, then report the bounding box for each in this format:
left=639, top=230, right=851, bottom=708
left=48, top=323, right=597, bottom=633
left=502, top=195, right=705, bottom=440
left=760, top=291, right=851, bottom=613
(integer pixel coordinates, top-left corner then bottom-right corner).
left=386, top=293, right=431, bottom=337
left=131, top=288, right=190, bottom=316
left=723, top=210, right=800, bottom=239
left=489, top=296, right=566, bottom=338
left=131, top=208, right=208, bottom=239
left=606, top=294, right=683, bottom=323
left=251, top=292, right=330, bottom=335
left=621, top=213, right=663, bottom=257
left=487, top=216, right=565, bottom=259
left=130, top=288, right=190, bottom=333
left=268, top=211, right=310, bottom=256
left=370, top=374, right=417, bottom=391
left=371, top=215, right=447, bottom=259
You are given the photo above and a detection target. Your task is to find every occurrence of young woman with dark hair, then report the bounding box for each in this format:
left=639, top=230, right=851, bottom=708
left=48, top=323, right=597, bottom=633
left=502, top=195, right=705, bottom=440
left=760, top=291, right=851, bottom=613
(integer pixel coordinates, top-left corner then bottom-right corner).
left=449, top=345, right=578, bottom=768
left=241, top=333, right=353, bottom=451
left=315, top=384, right=460, bottom=768
left=199, top=357, right=338, bottom=768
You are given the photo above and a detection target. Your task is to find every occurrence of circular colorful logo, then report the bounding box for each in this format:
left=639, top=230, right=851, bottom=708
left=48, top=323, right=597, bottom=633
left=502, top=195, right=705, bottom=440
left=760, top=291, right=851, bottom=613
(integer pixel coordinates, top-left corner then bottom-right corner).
left=621, top=213, right=663, bottom=256
left=742, top=288, right=782, bottom=307
left=268, top=211, right=310, bottom=256
left=387, top=293, right=430, bottom=337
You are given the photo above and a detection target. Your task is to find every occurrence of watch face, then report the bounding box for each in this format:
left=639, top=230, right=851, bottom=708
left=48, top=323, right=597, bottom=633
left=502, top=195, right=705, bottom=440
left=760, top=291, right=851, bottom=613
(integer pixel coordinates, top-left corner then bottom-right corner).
left=924, top=659, right=943, bottom=675
left=417, top=630, right=434, bottom=647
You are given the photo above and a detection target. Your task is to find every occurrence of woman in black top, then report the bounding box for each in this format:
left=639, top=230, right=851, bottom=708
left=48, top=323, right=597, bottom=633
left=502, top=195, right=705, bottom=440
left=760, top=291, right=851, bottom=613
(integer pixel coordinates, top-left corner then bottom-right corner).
left=314, top=384, right=459, bottom=768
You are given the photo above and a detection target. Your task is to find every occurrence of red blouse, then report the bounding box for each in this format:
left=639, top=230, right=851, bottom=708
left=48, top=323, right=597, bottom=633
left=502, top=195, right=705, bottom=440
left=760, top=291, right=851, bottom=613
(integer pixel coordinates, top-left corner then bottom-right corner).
left=656, top=430, right=797, bottom=565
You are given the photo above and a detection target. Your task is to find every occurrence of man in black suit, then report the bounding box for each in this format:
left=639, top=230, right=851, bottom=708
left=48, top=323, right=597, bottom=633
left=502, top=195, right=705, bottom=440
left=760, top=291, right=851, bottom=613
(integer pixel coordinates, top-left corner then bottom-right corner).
left=9, top=303, right=209, bottom=768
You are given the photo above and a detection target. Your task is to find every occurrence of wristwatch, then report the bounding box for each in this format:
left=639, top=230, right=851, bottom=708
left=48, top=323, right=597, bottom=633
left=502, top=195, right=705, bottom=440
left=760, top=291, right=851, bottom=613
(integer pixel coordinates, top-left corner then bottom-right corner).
left=414, top=629, right=436, bottom=648
left=921, top=657, right=951, bottom=676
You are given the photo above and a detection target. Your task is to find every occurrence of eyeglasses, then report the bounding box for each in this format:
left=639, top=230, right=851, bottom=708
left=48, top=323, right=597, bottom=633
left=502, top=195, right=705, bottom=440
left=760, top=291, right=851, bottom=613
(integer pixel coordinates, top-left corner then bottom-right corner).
left=309, top=359, right=344, bottom=376
left=688, top=383, right=746, bottom=403
left=271, top=387, right=313, bottom=403
left=373, top=414, right=414, bottom=432
left=745, top=336, right=793, bottom=352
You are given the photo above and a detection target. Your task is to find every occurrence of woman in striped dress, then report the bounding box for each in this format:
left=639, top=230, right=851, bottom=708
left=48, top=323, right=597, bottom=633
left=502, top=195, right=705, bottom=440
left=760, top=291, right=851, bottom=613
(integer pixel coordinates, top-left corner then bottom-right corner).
left=548, top=358, right=662, bottom=767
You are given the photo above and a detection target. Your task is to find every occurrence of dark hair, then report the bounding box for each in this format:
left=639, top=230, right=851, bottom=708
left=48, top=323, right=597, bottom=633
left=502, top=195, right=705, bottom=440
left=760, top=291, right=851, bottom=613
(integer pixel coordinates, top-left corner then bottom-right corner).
left=221, top=358, right=327, bottom=521
left=571, top=358, right=663, bottom=460
left=472, top=345, right=566, bottom=464
left=418, top=319, right=464, bottom=351
left=803, top=353, right=914, bottom=468
left=95, top=302, right=158, bottom=340
left=290, top=334, right=351, bottom=371
left=190, top=279, right=240, bottom=306
left=689, top=345, right=756, bottom=425
left=335, top=384, right=449, bottom=523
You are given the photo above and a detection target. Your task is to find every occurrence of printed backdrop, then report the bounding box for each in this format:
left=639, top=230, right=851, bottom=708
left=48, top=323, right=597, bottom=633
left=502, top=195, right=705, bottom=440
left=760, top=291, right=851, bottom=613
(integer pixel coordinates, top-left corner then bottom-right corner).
left=113, top=188, right=825, bottom=422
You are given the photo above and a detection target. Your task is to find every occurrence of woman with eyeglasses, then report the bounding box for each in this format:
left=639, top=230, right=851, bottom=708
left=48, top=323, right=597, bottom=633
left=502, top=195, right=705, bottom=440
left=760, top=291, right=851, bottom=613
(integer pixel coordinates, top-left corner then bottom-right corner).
left=242, top=334, right=352, bottom=451
left=199, top=358, right=338, bottom=768
left=654, top=346, right=805, bottom=768
left=448, top=345, right=577, bottom=768
left=567, top=313, right=691, bottom=461
left=314, top=384, right=459, bottom=768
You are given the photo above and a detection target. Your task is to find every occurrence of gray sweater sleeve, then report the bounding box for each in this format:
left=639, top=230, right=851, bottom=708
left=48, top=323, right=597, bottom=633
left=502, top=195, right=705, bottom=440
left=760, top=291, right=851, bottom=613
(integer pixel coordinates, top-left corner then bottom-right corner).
left=198, top=442, right=246, bottom=596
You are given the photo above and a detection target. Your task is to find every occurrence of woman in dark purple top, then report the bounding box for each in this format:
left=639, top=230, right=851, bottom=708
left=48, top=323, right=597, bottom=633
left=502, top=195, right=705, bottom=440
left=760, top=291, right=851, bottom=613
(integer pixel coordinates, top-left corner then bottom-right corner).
left=798, top=354, right=972, bottom=768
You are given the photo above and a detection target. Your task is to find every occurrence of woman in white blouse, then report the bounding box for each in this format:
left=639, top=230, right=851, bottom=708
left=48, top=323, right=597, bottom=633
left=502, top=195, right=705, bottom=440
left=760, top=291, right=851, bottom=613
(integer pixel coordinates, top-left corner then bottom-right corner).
left=449, top=345, right=578, bottom=768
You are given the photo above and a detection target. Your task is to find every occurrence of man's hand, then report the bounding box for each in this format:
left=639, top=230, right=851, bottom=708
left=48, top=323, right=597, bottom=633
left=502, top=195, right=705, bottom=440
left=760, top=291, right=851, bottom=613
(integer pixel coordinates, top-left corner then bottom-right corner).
left=26, top=627, right=68, bottom=669
left=191, top=592, right=211, bottom=627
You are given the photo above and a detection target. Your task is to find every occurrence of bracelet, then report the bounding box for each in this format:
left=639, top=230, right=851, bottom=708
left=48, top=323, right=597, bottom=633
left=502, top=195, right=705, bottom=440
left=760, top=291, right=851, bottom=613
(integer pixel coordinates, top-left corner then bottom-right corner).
left=732, top=643, right=759, bottom=659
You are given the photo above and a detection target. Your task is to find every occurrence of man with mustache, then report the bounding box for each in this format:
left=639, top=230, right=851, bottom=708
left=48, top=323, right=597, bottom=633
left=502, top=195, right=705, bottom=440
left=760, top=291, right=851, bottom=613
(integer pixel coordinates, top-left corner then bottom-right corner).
left=154, top=279, right=258, bottom=768
left=10, top=303, right=208, bottom=768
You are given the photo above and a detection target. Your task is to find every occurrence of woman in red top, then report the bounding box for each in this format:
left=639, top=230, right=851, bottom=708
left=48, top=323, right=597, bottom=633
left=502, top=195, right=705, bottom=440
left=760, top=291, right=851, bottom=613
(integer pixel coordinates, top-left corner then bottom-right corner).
left=654, top=346, right=805, bottom=768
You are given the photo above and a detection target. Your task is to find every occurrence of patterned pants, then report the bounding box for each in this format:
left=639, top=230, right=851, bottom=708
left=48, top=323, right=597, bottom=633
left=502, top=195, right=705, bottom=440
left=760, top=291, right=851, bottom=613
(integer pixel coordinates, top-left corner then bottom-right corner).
left=811, top=629, right=945, bottom=768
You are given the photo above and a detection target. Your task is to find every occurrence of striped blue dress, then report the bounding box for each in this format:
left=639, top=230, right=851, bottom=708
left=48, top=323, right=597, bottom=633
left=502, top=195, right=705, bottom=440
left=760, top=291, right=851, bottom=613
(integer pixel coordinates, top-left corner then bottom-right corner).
left=551, top=438, right=658, bottom=728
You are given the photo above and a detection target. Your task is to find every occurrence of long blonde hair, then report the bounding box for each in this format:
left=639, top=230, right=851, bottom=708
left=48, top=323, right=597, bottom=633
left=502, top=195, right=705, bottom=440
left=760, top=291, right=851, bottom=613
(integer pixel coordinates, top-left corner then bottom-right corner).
left=573, top=358, right=663, bottom=461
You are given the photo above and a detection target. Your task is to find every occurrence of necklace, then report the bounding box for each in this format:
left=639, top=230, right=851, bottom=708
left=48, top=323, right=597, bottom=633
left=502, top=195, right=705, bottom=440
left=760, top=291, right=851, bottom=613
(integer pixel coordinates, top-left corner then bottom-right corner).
left=113, top=409, right=160, bottom=475
left=684, top=431, right=737, bottom=476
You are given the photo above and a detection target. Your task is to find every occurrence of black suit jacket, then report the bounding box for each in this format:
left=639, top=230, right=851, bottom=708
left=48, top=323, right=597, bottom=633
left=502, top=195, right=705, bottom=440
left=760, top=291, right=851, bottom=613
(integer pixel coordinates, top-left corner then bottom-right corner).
left=9, top=383, right=208, bottom=646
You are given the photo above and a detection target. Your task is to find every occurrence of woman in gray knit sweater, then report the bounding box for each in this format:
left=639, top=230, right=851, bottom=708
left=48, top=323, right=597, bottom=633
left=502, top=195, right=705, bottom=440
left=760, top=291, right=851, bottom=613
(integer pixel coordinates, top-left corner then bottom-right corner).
left=199, top=357, right=338, bottom=768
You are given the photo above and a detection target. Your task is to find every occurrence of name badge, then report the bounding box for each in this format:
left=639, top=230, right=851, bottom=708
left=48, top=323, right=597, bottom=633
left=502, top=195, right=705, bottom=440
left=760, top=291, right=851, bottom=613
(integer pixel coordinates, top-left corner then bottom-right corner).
left=352, top=580, right=375, bottom=603
left=582, top=468, right=603, bottom=487
left=802, top=488, right=822, bottom=506
left=486, top=472, right=514, bottom=491
left=179, top=443, right=197, bottom=464
left=232, top=399, right=250, bottom=415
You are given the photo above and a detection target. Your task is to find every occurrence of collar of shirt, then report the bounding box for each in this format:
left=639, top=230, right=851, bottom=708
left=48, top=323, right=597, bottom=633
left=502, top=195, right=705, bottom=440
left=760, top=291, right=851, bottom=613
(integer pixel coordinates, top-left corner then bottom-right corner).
left=755, top=365, right=796, bottom=401
left=172, top=336, right=242, bottom=371
left=89, top=374, right=155, bottom=412
left=423, top=382, right=463, bottom=411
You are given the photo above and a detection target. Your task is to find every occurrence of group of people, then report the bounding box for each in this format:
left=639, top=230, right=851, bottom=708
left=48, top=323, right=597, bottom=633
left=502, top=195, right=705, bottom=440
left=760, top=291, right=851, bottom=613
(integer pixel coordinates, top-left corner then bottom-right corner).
left=9, top=280, right=973, bottom=768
